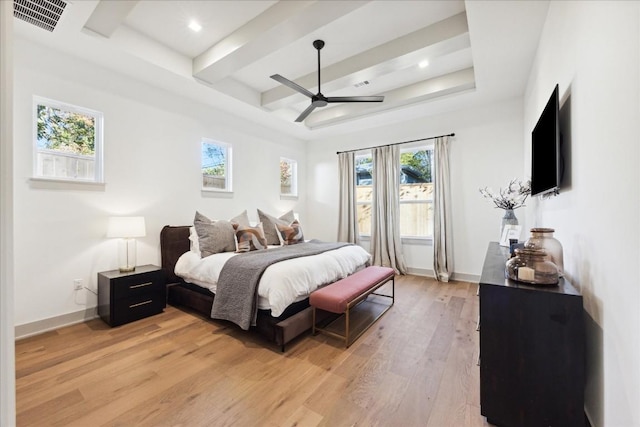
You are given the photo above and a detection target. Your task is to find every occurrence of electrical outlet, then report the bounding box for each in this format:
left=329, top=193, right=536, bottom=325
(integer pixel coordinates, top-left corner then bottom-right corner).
left=73, top=279, right=83, bottom=291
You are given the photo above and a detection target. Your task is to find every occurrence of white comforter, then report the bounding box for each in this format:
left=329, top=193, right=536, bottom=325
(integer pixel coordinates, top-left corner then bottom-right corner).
left=174, top=245, right=371, bottom=317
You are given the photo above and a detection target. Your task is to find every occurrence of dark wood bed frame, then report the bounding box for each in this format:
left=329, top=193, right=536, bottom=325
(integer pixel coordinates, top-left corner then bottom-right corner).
left=160, top=225, right=328, bottom=352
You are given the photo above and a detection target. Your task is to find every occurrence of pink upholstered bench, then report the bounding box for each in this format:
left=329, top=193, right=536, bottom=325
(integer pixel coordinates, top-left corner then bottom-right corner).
left=310, top=266, right=395, bottom=347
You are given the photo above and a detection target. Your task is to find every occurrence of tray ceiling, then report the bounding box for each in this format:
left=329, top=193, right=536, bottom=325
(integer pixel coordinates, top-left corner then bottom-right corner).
left=12, top=0, right=549, bottom=140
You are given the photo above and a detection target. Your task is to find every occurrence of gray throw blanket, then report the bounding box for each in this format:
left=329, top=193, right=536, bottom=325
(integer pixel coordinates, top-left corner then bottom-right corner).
left=211, top=241, right=351, bottom=330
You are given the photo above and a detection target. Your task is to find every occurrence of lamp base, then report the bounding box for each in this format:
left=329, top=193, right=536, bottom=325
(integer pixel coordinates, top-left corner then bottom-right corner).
left=117, top=238, right=138, bottom=273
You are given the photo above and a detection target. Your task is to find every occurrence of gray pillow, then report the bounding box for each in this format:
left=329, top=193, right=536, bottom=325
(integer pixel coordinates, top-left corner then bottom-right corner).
left=257, top=209, right=295, bottom=245
left=193, top=211, right=236, bottom=257
left=229, top=210, right=250, bottom=227
left=194, top=210, right=212, bottom=224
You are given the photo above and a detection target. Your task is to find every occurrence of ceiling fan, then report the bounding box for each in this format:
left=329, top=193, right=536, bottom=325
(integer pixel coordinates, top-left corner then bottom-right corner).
left=270, top=40, right=384, bottom=122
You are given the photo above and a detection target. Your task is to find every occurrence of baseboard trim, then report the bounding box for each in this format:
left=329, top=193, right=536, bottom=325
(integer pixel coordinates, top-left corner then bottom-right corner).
left=15, top=307, right=98, bottom=340
left=405, top=268, right=480, bottom=283
left=406, top=267, right=434, bottom=277
left=452, top=272, right=480, bottom=283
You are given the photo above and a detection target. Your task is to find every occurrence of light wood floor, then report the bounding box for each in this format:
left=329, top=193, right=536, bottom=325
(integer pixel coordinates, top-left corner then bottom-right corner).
left=15, top=275, right=491, bottom=427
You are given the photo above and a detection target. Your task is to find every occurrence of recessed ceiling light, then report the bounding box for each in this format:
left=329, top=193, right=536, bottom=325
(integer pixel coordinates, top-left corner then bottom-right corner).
left=419, top=60, right=429, bottom=69
left=188, top=21, right=202, bottom=32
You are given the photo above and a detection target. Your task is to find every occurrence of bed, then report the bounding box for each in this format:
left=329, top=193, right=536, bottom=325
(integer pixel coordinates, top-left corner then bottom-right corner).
left=160, top=225, right=371, bottom=351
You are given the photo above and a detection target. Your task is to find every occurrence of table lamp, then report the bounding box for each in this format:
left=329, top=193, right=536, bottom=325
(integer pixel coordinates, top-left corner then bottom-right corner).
left=106, top=216, right=146, bottom=272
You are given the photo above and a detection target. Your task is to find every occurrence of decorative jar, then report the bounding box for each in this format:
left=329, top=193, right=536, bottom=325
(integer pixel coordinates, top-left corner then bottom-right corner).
left=525, top=228, right=564, bottom=277
left=505, top=247, right=559, bottom=285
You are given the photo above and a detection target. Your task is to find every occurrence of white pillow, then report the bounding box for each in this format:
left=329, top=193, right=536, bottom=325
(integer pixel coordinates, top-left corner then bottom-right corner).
left=189, top=226, right=201, bottom=256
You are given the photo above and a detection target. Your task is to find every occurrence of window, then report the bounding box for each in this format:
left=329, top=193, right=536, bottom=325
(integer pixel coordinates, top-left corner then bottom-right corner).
left=202, top=139, right=232, bottom=191
left=355, top=145, right=434, bottom=238
left=34, top=97, right=103, bottom=182
left=399, top=146, right=433, bottom=238
left=280, top=157, right=297, bottom=196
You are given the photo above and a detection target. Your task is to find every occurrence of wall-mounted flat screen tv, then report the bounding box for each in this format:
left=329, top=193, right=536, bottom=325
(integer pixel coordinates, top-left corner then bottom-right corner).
left=531, top=84, right=561, bottom=197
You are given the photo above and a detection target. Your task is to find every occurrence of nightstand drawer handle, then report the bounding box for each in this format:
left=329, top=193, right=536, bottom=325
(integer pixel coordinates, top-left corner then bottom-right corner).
left=129, top=300, right=153, bottom=308
left=129, top=282, right=153, bottom=289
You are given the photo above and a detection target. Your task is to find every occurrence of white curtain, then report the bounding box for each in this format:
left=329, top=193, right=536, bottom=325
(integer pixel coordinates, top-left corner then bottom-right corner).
left=433, top=136, right=453, bottom=282
left=337, top=152, right=360, bottom=244
left=371, top=145, right=407, bottom=274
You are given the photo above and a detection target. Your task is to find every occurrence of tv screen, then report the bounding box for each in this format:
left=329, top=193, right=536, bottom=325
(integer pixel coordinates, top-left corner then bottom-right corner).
left=531, top=84, right=560, bottom=196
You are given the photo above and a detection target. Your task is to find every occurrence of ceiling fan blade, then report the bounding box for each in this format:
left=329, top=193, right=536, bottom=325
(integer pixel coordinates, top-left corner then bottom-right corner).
left=326, top=96, right=385, bottom=103
left=272, top=41, right=385, bottom=122
left=295, top=104, right=318, bottom=122
left=270, top=74, right=314, bottom=98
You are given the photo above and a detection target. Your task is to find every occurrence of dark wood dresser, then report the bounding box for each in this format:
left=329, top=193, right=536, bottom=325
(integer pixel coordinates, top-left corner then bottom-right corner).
left=98, top=264, right=166, bottom=327
left=479, top=242, right=585, bottom=427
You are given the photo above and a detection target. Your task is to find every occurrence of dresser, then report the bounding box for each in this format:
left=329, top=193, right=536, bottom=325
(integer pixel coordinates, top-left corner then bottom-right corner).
left=98, top=264, right=166, bottom=327
left=479, top=242, right=585, bottom=427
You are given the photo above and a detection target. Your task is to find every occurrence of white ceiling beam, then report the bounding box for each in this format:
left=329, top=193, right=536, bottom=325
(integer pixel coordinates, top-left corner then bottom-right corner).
left=82, top=0, right=139, bottom=38
left=193, top=1, right=369, bottom=84
left=197, top=76, right=262, bottom=107
left=304, top=67, right=476, bottom=128
left=261, top=11, right=469, bottom=110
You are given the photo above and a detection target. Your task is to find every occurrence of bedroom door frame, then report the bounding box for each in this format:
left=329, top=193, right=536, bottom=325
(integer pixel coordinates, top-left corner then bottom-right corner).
left=1, top=1, right=16, bottom=425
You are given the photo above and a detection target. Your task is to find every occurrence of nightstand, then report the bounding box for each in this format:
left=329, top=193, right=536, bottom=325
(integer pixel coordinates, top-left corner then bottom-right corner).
left=98, top=264, right=166, bottom=327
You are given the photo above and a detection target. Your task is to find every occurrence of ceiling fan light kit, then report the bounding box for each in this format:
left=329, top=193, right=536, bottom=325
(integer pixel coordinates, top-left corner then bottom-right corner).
left=270, top=39, right=384, bottom=122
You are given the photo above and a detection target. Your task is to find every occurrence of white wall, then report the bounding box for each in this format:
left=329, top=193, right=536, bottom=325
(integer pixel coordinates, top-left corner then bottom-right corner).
left=306, top=98, right=525, bottom=279
left=13, top=38, right=306, bottom=330
left=523, top=2, right=640, bottom=426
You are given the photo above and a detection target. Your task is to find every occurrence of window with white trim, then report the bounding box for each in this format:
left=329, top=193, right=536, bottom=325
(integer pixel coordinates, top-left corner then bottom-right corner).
left=355, top=144, right=434, bottom=238
left=280, top=157, right=297, bottom=196
left=399, top=146, right=434, bottom=238
left=202, top=139, right=232, bottom=192
left=34, top=97, right=103, bottom=182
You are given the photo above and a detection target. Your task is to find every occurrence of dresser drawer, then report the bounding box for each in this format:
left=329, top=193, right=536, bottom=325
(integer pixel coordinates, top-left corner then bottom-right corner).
left=112, top=293, right=165, bottom=326
left=111, top=271, right=164, bottom=300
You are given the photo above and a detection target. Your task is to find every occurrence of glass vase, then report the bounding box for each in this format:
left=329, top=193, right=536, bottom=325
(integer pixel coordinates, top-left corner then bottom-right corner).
left=525, top=228, right=564, bottom=277
left=501, top=209, right=518, bottom=237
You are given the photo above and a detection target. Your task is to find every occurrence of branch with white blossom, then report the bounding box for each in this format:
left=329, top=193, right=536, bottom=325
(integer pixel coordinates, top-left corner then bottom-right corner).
left=479, top=178, right=531, bottom=210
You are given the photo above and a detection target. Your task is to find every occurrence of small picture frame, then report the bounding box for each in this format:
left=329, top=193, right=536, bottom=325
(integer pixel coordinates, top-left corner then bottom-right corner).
left=500, top=225, right=522, bottom=247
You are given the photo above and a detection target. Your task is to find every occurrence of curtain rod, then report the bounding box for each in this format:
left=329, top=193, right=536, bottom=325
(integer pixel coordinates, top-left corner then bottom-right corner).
left=336, top=132, right=455, bottom=155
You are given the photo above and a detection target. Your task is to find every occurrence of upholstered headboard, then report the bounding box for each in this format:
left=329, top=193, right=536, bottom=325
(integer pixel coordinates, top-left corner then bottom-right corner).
left=160, top=225, right=190, bottom=284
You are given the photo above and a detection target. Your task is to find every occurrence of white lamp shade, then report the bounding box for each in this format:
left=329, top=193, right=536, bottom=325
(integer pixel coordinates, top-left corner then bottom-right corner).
left=106, top=216, right=146, bottom=238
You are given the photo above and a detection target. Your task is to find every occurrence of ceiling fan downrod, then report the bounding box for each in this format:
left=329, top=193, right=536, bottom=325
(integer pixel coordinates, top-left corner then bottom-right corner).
left=313, top=39, right=324, bottom=95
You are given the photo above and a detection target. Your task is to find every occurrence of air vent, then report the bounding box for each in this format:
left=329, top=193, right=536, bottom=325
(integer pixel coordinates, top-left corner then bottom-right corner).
left=354, top=80, right=370, bottom=88
left=14, top=0, right=67, bottom=32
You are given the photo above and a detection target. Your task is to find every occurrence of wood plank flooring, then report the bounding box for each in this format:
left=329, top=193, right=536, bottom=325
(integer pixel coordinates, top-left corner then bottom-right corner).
left=15, top=275, right=491, bottom=427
